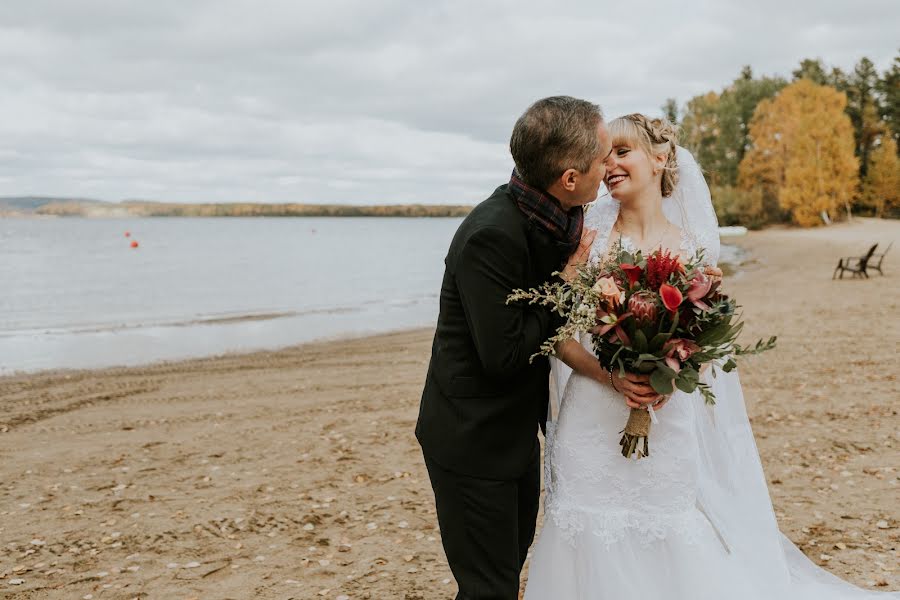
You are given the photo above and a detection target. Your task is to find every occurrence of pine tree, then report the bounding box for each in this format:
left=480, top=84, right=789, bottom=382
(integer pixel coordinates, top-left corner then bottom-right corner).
left=878, top=52, right=900, bottom=152
left=792, top=58, right=829, bottom=85
left=844, top=57, right=885, bottom=177
left=662, top=98, right=679, bottom=125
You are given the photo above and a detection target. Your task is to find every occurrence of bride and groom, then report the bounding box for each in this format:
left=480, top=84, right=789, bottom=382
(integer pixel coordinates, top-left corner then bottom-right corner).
left=415, top=96, right=897, bottom=599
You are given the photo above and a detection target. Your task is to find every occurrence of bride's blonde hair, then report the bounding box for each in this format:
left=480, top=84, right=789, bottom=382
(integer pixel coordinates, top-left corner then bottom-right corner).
left=608, top=114, right=679, bottom=197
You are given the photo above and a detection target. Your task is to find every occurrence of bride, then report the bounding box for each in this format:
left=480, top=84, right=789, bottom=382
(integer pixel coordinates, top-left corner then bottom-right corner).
left=523, top=113, right=898, bottom=599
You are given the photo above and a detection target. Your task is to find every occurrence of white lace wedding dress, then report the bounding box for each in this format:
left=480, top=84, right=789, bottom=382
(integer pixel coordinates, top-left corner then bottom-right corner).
left=523, top=149, right=899, bottom=600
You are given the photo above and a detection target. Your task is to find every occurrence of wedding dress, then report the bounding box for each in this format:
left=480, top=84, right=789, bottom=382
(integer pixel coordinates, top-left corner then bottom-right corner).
left=523, top=148, right=898, bottom=599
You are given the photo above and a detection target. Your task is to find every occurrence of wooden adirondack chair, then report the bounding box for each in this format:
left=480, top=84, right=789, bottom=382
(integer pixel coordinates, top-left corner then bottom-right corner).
left=833, top=244, right=878, bottom=279
left=869, top=241, right=892, bottom=276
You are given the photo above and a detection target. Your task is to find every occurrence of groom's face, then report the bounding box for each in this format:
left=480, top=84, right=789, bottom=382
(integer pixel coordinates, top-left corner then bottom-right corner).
left=573, top=122, right=612, bottom=205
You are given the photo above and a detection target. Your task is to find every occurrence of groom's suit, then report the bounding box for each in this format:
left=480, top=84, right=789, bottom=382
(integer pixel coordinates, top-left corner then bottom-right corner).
left=416, top=183, right=569, bottom=600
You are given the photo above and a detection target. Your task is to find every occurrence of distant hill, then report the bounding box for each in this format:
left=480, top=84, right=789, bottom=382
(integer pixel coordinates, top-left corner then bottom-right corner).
left=0, top=196, right=109, bottom=216
left=0, top=197, right=473, bottom=218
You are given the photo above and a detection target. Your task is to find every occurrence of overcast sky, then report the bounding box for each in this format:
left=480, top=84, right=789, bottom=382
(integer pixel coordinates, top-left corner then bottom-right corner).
left=1, top=0, right=898, bottom=205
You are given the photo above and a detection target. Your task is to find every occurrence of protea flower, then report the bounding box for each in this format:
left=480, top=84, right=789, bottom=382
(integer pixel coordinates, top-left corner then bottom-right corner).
left=627, top=291, right=658, bottom=325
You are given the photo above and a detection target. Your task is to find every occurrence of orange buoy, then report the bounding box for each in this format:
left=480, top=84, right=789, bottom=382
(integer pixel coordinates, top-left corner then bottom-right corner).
left=124, top=231, right=131, bottom=237
left=130, top=240, right=139, bottom=248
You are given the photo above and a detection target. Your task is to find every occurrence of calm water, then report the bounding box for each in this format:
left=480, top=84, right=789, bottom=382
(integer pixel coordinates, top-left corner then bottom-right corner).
left=0, top=217, right=462, bottom=374
left=0, top=217, right=743, bottom=375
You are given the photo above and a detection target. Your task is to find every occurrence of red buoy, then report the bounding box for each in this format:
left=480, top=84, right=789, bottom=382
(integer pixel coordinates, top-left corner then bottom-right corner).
left=130, top=240, right=139, bottom=248
left=124, top=231, right=131, bottom=237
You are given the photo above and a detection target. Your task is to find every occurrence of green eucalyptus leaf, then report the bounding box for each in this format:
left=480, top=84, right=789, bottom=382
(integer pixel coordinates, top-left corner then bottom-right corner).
left=675, top=368, right=700, bottom=392
left=650, top=368, right=675, bottom=394
left=633, top=329, right=648, bottom=354
left=649, top=332, right=671, bottom=352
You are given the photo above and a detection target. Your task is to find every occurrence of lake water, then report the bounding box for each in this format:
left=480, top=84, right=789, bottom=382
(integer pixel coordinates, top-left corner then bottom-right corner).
left=0, top=217, right=462, bottom=374
left=0, top=217, right=743, bottom=374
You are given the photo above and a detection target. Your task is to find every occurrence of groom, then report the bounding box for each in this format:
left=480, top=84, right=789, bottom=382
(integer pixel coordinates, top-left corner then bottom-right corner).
left=416, top=96, right=611, bottom=599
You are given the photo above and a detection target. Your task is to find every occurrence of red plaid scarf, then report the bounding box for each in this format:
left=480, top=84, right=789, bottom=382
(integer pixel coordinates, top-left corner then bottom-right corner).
left=508, top=169, right=584, bottom=255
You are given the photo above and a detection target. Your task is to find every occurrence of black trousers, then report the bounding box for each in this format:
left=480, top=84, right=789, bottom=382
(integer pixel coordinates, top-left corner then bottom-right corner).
left=423, top=451, right=541, bottom=600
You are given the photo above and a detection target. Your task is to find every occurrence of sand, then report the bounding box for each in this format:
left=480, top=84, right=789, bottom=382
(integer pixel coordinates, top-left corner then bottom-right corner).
left=1, top=217, right=898, bottom=599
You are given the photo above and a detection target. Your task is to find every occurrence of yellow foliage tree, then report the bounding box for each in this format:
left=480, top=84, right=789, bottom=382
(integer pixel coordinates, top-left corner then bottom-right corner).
left=860, top=136, right=900, bottom=217
left=739, top=79, right=859, bottom=227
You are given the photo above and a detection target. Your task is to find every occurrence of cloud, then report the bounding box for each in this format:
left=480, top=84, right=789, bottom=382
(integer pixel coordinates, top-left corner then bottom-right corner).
left=0, top=0, right=897, bottom=204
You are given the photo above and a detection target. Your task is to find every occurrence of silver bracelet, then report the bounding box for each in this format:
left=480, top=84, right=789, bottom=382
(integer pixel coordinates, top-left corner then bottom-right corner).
left=608, top=368, right=617, bottom=392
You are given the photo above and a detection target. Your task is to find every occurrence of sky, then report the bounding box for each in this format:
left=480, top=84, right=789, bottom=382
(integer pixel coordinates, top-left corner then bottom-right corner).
left=1, top=0, right=898, bottom=205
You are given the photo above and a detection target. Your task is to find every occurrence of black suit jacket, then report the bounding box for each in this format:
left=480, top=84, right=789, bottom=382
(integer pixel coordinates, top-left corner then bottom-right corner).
left=415, top=184, right=569, bottom=480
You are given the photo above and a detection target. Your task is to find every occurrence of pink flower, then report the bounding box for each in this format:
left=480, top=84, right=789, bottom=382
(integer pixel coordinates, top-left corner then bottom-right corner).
left=664, top=338, right=701, bottom=363
left=686, top=273, right=713, bottom=311
left=593, top=276, right=624, bottom=307
left=594, top=308, right=633, bottom=340
left=665, top=356, right=682, bottom=373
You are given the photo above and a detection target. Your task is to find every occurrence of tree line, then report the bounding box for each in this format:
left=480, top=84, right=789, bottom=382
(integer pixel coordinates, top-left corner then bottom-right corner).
left=35, top=201, right=473, bottom=218
left=665, top=52, right=899, bottom=227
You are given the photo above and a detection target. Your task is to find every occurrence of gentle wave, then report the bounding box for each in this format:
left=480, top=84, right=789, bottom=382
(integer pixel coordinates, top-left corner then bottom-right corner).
left=0, top=307, right=350, bottom=337
left=0, top=295, right=438, bottom=339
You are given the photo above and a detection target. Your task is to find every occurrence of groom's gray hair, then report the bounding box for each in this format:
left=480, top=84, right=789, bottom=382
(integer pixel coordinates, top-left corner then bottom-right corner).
left=510, top=96, right=604, bottom=190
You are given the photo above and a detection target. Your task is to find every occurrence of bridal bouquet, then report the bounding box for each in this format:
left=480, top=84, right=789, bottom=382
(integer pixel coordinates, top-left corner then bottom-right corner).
left=507, top=243, right=776, bottom=459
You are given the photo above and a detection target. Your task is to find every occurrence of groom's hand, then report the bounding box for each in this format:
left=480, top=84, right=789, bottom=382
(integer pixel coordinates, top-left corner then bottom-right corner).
left=560, top=229, right=597, bottom=282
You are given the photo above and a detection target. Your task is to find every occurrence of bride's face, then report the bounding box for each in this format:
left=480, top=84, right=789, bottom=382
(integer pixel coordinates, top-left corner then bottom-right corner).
left=604, top=142, right=663, bottom=202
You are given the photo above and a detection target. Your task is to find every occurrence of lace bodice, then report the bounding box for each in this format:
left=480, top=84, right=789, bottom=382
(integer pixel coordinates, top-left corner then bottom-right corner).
left=584, top=199, right=706, bottom=266
left=614, top=228, right=697, bottom=261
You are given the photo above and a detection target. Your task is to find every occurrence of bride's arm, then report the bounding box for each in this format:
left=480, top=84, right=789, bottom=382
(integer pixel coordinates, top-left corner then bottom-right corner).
left=554, top=339, right=663, bottom=409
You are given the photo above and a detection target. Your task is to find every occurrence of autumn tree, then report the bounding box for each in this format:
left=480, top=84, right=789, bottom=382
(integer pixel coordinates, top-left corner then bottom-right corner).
left=679, top=92, right=722, bottom=182
left=860, top=136, right=900, bottom=217
left=680, top=66, right=785, bottom=187
left=739, top=79, right=859, bottom=227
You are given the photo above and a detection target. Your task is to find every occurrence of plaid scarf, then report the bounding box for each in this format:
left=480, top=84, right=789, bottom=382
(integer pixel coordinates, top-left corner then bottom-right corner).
left=508, top=169, right=584, bottom=255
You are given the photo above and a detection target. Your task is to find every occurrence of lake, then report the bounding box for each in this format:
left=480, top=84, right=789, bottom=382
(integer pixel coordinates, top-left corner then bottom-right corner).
left=0, top=216, right=743, bottom=374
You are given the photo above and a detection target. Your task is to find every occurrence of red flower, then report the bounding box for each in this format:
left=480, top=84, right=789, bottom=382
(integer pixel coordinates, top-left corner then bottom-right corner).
left=645, top=250, right=684, bottom=289
left=660, top=283, right=683, bottom=313
left=620, top=263, right=643, bottom=287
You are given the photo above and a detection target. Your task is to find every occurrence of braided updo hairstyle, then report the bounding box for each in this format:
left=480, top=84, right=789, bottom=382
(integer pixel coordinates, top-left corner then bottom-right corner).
left=608, top=113, right=679, bottom=197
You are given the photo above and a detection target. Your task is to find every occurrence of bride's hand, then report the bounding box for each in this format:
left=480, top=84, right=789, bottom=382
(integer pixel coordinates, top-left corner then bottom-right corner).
left=560, top=229, right=597, bottom=282
left=704, top=265, right=723, bottom=284
left=609, top=370, right=665, bottom=410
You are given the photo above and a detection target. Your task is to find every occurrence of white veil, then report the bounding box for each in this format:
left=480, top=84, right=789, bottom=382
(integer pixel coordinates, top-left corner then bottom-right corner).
left=546, top=146, right=899, bottom=598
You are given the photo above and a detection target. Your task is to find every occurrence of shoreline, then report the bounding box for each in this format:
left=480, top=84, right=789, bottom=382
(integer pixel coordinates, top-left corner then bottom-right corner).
left=0, top=325, right=435, bottom=380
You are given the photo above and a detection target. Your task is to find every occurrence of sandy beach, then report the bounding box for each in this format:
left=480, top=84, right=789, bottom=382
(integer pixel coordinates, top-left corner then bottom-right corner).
left=1, top=217, right=898, bottom=599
